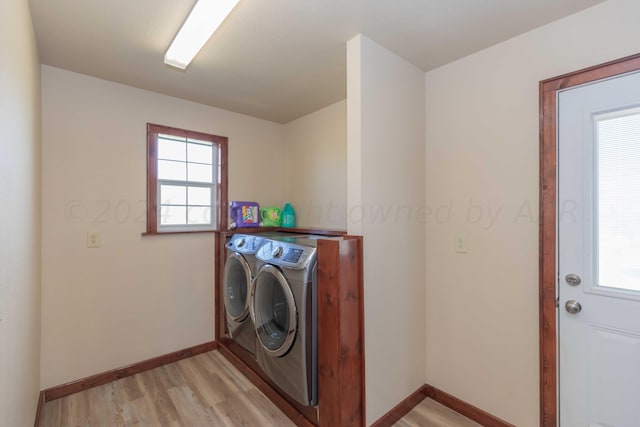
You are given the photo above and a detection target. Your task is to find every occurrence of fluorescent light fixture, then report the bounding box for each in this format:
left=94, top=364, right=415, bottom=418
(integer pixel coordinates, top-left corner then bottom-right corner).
left=164, top=0, right=240, bottom=69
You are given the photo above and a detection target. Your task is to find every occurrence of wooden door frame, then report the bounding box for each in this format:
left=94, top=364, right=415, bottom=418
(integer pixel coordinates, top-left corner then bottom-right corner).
left=539, top=53, right=640, bottom=426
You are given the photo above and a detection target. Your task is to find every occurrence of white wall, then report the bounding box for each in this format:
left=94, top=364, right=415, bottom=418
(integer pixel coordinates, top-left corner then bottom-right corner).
left=40, top=66, right=285, bottom=388
left=282, top=100, right=347, bottom=230
left=424, top=0, right=640, bottom=425
left=0, top=0, right=41, bottom=424
left=347, top=35, right=426, bottom=425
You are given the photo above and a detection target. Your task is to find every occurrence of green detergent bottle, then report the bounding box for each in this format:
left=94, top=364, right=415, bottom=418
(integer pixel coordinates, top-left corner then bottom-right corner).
left=281, top=202, right=296, bottom=228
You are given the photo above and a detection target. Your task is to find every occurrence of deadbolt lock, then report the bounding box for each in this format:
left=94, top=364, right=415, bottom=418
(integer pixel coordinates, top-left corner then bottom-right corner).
left=565, top=274, right=581, bottom=286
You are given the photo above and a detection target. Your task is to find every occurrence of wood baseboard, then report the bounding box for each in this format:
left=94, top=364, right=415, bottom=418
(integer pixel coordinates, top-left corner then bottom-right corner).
left=372, top=383, right=514, bottom=427
left=33, top=390, right=45, bottom=427
left=42, top=341, right=217, bottom=402
left=424, top=384, right=515, bottom=427
left=370, top=385, right=429, bottom=427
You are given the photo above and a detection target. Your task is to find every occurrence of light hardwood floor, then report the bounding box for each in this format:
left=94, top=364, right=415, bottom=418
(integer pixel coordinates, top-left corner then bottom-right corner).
left=40, top=351, right=295, bottom=427
left=392, top=398, right=481, bottom=427
left=40, top=350, right=478, bottom=426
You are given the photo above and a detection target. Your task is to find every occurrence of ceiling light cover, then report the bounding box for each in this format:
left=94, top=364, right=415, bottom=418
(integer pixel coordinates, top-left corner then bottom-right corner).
left=164, top=0, right=240, bottom=69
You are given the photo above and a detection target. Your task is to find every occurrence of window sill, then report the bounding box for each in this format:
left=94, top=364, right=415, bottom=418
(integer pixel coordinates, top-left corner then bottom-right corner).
left=141, top=229, right=217, bottom=236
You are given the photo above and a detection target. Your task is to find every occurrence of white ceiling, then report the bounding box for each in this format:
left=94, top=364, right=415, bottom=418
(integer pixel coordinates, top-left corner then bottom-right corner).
left=29, top=0, right=604, bottom=123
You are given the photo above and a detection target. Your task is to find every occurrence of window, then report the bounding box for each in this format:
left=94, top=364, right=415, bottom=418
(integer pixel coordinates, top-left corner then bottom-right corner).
left=596, top=109, right=640, bottom=291
left=146, top=124, right=227, bottom=233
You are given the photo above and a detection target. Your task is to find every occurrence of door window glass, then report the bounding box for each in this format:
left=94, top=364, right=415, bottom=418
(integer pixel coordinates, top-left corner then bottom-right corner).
left=596, top=109, right=640, bottom=291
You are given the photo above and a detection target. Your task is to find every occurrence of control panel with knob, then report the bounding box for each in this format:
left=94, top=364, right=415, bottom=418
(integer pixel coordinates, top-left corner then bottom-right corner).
left=226, top=234, right=265, bottom=254
left=256, top=238, right=316, bottom=270
left=272, top=246, right=283, bottom=258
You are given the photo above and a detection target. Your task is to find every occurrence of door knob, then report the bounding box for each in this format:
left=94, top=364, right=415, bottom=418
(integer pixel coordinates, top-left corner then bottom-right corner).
left=565, top=300, right=582, bottom=314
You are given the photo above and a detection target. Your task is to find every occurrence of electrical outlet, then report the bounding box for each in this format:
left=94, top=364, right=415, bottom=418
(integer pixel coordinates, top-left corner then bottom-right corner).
left=87, top=232, right=101, bottom=248
left=454, top=235, right=467, bottom=253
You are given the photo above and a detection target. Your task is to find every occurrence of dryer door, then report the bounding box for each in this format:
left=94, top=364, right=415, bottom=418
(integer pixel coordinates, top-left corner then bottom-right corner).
left=223, top=252, right=252, bottom=321
left=251, top=264, right=297, bottom=357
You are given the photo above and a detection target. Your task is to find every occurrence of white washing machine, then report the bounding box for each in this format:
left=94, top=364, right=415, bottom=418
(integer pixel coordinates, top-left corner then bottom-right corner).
left=223, top=233, right=266, bottom=355
left=250, top=236, right=319, bottom=406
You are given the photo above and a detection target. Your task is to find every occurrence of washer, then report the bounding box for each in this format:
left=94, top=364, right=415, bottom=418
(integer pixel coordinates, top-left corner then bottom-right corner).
left=223, top=233, right=266, bottom=355
left=250, top=236, right=319, bottom=407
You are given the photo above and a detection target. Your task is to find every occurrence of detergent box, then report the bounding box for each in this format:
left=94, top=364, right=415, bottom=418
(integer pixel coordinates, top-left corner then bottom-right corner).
left=229, top=201, right=260, bottom=228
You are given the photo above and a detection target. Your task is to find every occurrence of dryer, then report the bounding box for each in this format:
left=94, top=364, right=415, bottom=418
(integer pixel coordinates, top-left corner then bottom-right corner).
left=250, top=237, right=319, bottom=407
left=223, top=233, right=266, bottom=355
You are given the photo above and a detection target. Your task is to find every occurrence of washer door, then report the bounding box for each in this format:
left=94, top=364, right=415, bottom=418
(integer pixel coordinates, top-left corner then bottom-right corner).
left=251, top=264, right=297, bottom=357
left=223, top=252, right=252, bottom=321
